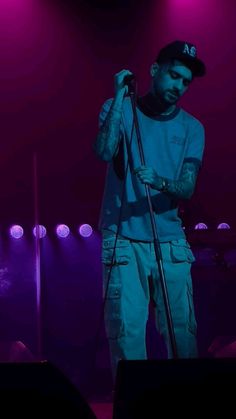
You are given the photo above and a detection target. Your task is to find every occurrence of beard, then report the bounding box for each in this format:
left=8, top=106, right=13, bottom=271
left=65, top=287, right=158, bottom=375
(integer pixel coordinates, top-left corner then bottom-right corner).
left=164, top=90, right=179, bottom=104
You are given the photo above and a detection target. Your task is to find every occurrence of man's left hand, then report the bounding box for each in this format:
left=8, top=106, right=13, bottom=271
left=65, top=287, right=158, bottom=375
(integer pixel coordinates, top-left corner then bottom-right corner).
left=134, top=165, right=162, bottom=190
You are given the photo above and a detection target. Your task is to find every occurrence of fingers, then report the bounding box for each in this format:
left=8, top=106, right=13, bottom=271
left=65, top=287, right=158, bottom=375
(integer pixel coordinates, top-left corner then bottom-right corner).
left=133, top=166, right=146, bottom=174
left=134, top=166, right=157, bottom=188
left=134, top=166, right=149, bottom=183
left=115, top=69, right=133, bottom=82
left=114, top=69, right=133, bottom=93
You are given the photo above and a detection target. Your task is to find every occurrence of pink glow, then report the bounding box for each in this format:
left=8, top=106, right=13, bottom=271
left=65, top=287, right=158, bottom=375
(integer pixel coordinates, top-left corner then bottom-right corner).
left=150, top=0, right=235, bottom=76
left=0, top=0, right=235, bottom=233
left=164, top=0, right=227, bottom=34
left=0, top=0, right=37, bottom=38
left=0, top=0, right=75, bottom=115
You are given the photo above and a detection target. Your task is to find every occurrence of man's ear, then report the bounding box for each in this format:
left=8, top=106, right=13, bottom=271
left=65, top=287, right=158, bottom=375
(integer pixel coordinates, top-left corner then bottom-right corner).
left=150, top=62, right=159, bottom=77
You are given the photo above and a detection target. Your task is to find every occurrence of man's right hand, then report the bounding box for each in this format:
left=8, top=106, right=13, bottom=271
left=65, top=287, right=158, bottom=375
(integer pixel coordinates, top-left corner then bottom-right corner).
left=114, top=69, right=133, bottom=100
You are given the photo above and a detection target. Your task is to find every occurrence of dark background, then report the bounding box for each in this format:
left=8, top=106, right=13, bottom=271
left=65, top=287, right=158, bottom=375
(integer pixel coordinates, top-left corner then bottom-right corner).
left=0, top=0, right=236, bottom=400
left=0, top=0, right=235, bottom=229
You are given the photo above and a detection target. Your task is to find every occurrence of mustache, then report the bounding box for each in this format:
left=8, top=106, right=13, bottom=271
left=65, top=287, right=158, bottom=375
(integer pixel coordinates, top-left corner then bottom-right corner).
left=168, top=90, right=179, bottom=97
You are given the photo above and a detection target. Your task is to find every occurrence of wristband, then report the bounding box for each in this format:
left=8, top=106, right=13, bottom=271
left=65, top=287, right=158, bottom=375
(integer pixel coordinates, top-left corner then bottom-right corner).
left=160, top=177, right=168, bottom=192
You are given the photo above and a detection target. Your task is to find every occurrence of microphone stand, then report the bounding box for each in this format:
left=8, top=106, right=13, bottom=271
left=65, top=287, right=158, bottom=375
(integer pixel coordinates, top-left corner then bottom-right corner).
left=127, top=79, right=178, bottom=358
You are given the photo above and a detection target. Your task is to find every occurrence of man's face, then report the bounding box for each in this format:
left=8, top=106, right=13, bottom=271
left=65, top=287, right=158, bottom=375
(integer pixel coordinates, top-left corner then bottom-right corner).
left=151, top=59, right=193, bottom=105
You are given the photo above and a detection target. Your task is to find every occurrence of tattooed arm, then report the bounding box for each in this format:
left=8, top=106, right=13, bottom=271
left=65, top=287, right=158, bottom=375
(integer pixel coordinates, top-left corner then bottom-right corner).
left=163, top=160, right=200, bottom=199
left=134, top=159, right=200, bottom=200
left=93, top=100, right=123, bottom=161
left=94, top=69, right=132, bottom=162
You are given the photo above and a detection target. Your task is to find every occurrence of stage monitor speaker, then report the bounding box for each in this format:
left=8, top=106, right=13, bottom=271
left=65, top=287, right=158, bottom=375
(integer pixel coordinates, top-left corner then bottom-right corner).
left=0, top=360, right=97, bottom=418
left=113, top=358, right=236, bottom=419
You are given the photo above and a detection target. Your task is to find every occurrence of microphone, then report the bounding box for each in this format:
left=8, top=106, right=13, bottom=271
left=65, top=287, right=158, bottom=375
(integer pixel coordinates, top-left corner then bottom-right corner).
left=123, top=74, right=135, bottom=85
left=123, top=74, right=136, bottom=95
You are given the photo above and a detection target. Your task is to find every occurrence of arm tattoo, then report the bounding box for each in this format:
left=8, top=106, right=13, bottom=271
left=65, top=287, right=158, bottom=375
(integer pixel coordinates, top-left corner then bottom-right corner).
left=165, top=161, right=200, bottom=200
left=93, top=106, right=122, bottom=161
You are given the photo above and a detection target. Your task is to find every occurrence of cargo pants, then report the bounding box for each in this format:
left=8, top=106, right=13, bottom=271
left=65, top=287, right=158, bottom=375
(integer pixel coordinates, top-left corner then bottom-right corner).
left=101, top=231, right=198, bottom=380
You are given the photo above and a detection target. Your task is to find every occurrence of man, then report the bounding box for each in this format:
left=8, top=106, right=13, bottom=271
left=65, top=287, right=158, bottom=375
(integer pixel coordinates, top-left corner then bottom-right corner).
left=94, top=40, right=206, bottom=379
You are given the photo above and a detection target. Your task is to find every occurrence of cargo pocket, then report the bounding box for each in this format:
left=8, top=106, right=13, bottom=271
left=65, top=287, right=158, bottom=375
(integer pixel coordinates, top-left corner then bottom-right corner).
left=104, top=283, right=124, bottom=339
left=170, top=239, right=196, bottom=263
left=101, top=236, right=131, bottom=266
left=102, top=235, right=131, bottom=339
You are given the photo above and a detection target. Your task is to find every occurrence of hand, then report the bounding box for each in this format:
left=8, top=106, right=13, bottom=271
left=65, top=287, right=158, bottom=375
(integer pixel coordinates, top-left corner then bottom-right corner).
left=134, top=165, right=162, bottom=190
left=114, top=69, right=133, bottom=99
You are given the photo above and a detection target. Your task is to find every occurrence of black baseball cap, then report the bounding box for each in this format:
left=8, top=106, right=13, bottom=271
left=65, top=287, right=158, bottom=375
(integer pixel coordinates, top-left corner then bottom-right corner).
left=156, top=40, right=206, bottom=77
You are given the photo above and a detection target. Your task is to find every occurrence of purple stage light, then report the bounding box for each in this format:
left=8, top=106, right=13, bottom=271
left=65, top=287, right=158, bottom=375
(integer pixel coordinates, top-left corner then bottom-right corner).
left=79, top=224, right=93, bottom=238
left=217, top=223, right=230, bottom=230
left=194, top=222, right=208, bottom=230
left=10, top=225, right=24, bottom=239
left=56, top=224, right=70, bottom=238
left=33, top=225, right=47, bottom=238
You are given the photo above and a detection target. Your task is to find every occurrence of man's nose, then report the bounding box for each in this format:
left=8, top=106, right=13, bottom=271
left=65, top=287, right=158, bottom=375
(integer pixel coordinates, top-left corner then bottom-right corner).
left=174, top=79, right=184, bottom=91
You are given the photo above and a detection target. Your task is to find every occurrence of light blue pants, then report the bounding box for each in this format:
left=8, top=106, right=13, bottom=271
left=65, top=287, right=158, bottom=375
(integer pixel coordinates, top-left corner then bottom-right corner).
left=102, top=232, right=198, bottom=380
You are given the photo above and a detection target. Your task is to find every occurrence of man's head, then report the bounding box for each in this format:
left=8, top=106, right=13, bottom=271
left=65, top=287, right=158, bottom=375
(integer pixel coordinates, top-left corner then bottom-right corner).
left=150, top=40, right=206, bottom=106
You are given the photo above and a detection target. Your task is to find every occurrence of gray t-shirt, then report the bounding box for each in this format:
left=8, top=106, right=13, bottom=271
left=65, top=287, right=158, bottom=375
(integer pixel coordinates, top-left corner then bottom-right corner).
left=98, top=96, right=205, bottom=242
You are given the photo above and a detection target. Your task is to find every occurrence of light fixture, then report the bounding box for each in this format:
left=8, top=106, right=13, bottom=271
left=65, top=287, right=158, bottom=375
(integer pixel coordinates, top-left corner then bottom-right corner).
left=56, top=224, right=70, bottom=238
left=10, top=225, right=24, bottom=239
left=78, top=224, right=93, bottom=238
left=217, top=223, right=230, bottom=230
left=33, top=225, right=47, bottom=238
left=194, top=222, right=208, bottom=230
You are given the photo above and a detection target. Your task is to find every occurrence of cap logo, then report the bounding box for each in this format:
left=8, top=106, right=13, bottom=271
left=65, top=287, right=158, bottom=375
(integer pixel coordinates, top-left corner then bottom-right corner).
left=182, top=43, right=197, bottom=58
